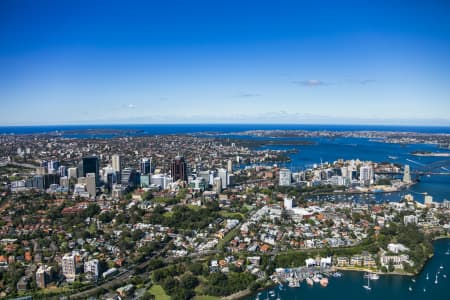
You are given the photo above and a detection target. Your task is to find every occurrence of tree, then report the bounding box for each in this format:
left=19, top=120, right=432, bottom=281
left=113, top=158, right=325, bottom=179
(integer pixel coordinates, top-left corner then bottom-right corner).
left=180, top=274, right=199, bottom=290
left=388, top=260, right=395, bottom=272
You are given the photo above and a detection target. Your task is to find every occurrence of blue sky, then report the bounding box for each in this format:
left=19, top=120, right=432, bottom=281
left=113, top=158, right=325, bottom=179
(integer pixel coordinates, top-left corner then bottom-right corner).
left=1, top=0, right=450, bottom=125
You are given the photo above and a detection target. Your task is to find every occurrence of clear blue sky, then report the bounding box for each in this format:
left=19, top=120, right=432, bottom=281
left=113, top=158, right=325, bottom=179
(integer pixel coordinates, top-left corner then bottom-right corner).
left=1, top=0, right=450, bottom=125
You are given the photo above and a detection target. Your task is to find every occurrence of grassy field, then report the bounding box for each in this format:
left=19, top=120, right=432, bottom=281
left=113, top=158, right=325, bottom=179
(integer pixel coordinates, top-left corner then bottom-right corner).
left=149, top=284, right=170, bottom=300
left=219, top=211, right=245, bottom=219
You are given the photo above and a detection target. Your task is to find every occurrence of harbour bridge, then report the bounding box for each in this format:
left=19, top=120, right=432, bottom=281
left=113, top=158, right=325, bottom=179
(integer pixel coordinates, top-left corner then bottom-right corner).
left=375, top=159, right=450, bottom=178
left=408, top=159, right=450, bottom=176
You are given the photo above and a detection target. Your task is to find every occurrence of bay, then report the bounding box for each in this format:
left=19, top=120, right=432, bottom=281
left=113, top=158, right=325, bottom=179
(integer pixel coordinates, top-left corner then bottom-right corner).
left=246, top=238, right=450, bottom=300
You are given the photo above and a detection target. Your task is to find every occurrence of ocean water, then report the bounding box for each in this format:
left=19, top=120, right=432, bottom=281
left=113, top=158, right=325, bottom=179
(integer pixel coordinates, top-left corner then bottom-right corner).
left=246, top=239, right=450, bottom=300
left=1, top=124, right=450, bottom=135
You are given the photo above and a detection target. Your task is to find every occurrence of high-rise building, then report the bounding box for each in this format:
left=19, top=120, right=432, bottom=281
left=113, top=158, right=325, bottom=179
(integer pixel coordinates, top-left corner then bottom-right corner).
left=279, top=168, right=291, bottom=186
left=82, top=156, right=99, bottom=186
left=68, top=167, right=78, bottom=179
left=227, top=159, right=233, bottom=173
left=171, top=156, right=187, bottom=181
left=218, top=168, right=228, bottom=189
left=359, top=165, right=374, bottom=186
left=121, top=168, right=138, bottom=187
left=284, top=197, right=293, bottom=210
left=111, top=154, right=121, bottom=173
left=48, top=160, right=60, bottom=174
left=86, top=173, right=96, bottom=198
left=140, top=158, right=151, bottom=175
left=60, top=176, right=70, bottom=188
left=84, top=259, right=99, bottom=280
left=36, top=265, right=53, bottom=289
left=62, top=254, right=76, bottom=282
left=58, top=165, right=67, bottom=177
left=424, top=195, right=433, bottom=206
left=403, top=164, right=412, bottom=184
left=213, top=177, right=222, bottom=193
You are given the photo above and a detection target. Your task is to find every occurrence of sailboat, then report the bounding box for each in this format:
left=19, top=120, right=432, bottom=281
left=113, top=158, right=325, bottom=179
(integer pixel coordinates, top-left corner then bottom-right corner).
left=363, top=274, right=371, bottom=291
left=426, top=273, right=429, bottom=280
left=276, top=291, right=281, bottom=300
left=408, top=286, right=412, bottom=291
left=435, top=274, right=438, bottom=284
left=440, top=264, right=444, bottom=269
left=445, top=248, right=450, bottom=255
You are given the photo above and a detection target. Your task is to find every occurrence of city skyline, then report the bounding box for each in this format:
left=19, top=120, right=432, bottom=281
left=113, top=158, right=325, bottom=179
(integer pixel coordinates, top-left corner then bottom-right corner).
left=1, top=1, right=450, bottom=125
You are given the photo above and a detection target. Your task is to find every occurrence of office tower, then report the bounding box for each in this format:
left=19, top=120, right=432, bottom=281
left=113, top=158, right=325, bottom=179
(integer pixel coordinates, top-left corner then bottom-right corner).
left=213, top=177, right=222, bottom=193
left=279, top=168, right=292, bottom=186
left=140, top=174, right=150, bottom=188
left=227, top=159, right=233, bottom=173
left=284, top=197, right=293, bottom=210
left=403, top=164, right=412, bottom=184
left=424, top=195, right=433, bottom=206
left=48, top=160, right=60, bottom=174
left=121, top=168, right=138, bottom=187
left=86, top=173, right=96, bottom=198
left=140, top=158, right=151, bottom=175
left=171, top=156, right=187, bottom=181
left=150, top=174, right=172, bottom=190
left=111, top=154, right=121, bottom=173
left=60, top=176, right=70, bottom=188
left=68, top=167, right=78, bottom=179
left=218, top=168, right=228, bottom=189
left=58, top=165, right=67, bottom=177
left=43, top=174, right=60, bottom=189
left=62, top=253, right=76, bottom=282
left=82, top=156, right=99, bottom=185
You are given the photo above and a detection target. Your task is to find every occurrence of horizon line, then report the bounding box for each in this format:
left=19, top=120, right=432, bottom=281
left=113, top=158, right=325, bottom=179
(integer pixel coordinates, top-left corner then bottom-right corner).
left=1, top=122, right=450, bottom=128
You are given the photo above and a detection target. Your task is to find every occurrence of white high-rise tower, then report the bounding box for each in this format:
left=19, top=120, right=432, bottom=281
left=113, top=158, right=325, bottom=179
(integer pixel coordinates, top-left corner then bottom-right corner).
left=403, top=164, right=411, bottom=184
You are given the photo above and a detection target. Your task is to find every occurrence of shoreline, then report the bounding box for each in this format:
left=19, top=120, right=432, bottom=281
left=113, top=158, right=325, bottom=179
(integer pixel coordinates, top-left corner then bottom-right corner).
left=225, top=237, right=450, bottom=300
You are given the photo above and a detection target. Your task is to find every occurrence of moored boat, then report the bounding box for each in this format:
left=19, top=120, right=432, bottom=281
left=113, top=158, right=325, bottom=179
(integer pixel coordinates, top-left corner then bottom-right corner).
left=320, top=277, right=329, bottom=287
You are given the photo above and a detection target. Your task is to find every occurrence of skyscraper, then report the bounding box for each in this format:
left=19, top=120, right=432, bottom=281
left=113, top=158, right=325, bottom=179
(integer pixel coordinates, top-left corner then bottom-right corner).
left=86, top=173, right=96, bottom=198
left=227, top=159, right=233, bottom=173
left=62, top=253, right=76, bottom=282
left=171, top=156, right=187, bottom=181
left=403, top=164, right=412, bottom=184
left=218, top=168, right=228, bottom=189
left=140, top=157, right=151, bottom=175
left=82, top=156, right=99, bottom=186
left=279, top=168, right=291, bottom=186
left=359, top=165, right=374, bottom=186
left=111, top=154, right=121, bottom=173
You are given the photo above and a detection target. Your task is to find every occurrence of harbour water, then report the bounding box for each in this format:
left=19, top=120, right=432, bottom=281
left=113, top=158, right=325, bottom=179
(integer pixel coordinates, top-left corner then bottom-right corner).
left=1, top=124, right=449, bottom=298
left=246, top=238, right=450, bottom=300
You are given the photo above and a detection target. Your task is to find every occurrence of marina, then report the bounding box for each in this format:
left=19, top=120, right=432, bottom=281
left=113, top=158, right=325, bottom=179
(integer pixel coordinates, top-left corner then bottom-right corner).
left=248, top=238, right=450, bottom=300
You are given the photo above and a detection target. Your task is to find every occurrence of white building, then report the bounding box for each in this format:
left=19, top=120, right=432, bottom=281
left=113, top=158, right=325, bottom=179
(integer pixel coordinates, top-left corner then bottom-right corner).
left=387, top=243, right=409, bottom=254
left=424, top=195, right=433, bottom=206
left=359, top=165, right=374, bottom=185
left=68, top=167, right=78, bottom=179
left=62, top=254, right=76, bottom=282
left=213, top=177, right=222, bottom=193
left=403, top=164, right=412, bottom=184
left=86, top=173, right=96, bottom=198
left=284, top=197, right=293, bottom=210
left=111, top=154, right=121, bottom=173
left=279, top=168, right=291, bottom=186
left=403, top=215, right=418, bottom=225
left=84, top=259, right=99, bottom=279
left=218, top=168, right=228, bottom=189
